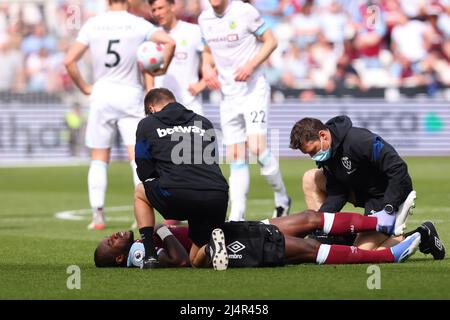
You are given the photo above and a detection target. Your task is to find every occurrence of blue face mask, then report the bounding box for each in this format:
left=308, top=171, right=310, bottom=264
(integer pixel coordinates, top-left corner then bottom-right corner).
left=311, top=139, right=332, bottom=162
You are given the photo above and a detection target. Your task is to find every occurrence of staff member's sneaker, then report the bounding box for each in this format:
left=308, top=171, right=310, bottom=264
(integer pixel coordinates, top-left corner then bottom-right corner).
left=206, top=228, right=228, bottom=271
left=394, top=190, right=416, bottom=236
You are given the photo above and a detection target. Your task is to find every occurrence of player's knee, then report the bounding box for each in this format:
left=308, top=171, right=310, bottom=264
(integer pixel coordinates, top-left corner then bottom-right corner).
left=248, top=140, right=267, bottom=157
left=248, top=144, right=260, bottom=156
left=134, top=183, right=145, bottom=200
left=226, top=144, right=245, bottom=162
left=247, top=134, right=267, bottom=156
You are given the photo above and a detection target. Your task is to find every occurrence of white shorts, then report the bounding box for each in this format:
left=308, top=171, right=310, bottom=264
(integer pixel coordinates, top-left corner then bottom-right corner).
left=220, top=75, right=270, bottom=145
left=85, top=81, right=145, bottom=149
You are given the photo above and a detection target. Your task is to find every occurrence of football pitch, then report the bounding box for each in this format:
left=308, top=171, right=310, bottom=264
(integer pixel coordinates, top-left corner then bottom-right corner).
left=0, top=158, right=449, bottom=300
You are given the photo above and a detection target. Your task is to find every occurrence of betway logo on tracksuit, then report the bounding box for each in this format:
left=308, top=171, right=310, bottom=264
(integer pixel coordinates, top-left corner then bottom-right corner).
left=157, top=125, right=206, bottom=138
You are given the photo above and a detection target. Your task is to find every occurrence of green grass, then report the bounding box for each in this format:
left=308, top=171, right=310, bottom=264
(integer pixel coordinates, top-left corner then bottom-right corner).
left=1, top=158, right=450, bottom=299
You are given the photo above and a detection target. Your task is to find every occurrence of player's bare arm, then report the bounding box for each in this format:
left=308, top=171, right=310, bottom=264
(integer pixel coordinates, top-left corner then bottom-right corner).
left=234, top=29, right=278, bottom=82
left=143, top=72, right=155, bottom=92
left=189, top=47, right=209, bottom=96
left=201, top=45, right=221, bottom=90
left=188, top=51, right=207, bottom=96
left=64, top=42, right=92, bottom=95
left=156, top=227, right=190, bottom=267
left=147, top=30, right=176, bottom=77
left=188, top=78, right=206, bottom=96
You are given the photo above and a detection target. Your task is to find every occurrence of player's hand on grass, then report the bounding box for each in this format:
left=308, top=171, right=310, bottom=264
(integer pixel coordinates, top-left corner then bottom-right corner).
left=141, top=256, right=161, bottom=269
left=234, top=63, right=255, bottom=82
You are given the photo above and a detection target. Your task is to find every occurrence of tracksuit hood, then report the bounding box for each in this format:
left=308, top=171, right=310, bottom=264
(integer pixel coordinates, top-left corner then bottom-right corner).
left=326, top=115, right=353, bottom=155
left=153, top=102, right=196, bottom=126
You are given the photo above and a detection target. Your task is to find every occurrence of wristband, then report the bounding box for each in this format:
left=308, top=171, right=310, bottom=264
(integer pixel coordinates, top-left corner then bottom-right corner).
left=156, top=226, right=173, bottom=241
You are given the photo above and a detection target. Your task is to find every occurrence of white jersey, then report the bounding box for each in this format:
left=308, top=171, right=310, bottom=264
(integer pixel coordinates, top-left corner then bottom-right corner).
left=154, top=21, right=203, bottom=106
left=198, top=0, right=268, bottom=97
left=76, top=10, right=157, bottom=89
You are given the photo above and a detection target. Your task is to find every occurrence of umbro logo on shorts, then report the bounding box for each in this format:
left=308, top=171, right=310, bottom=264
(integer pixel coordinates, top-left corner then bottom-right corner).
left=227, top=241, right=246, bottom=254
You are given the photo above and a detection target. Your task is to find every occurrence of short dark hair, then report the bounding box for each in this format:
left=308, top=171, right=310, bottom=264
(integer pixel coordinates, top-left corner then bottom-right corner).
left=94, top=246, right=117, bottom=268
left=144, top=88, right=176, bottom=115
left=290, top=118, right=328, bottom=150
left=148, top=0, right=175, bottom=5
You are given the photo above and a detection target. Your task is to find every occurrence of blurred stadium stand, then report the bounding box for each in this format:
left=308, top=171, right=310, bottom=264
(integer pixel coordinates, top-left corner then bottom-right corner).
left=1, top=99, right=449, bottom=161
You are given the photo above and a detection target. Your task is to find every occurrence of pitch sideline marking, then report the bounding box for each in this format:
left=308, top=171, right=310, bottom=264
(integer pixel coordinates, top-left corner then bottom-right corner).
left=55, top=206, right=134, bottom=222
left=54, top=200, right=275, bottom=222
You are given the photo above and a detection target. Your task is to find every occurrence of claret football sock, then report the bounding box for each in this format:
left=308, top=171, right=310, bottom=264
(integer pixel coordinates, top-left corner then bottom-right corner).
left=316, top=244, right=395, bottom=264
left=320, top=212, right=378, bottom=235
left=139, top=226, right=157, bottom=259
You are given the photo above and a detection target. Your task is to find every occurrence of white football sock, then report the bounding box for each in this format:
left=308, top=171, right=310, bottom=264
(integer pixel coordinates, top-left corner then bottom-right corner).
left=257, top=149, right=289, bottom=207
left=130, top=160, right=140, bottom=187
left=88, top=160, right=108, bottom=216
left=316, top=244, right=331, bottom=265
left=322, top=212, right=335, bottom=234
left=228, top=160, right=249, bottom=222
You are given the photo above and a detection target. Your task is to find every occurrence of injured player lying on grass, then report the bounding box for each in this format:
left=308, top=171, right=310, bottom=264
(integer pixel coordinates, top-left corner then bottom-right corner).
left=94, top=209, right=444, bottom=268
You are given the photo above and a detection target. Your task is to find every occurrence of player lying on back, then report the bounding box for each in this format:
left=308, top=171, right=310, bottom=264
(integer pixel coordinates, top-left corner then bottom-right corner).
left=94, top=209, right=443, bottom=268
left=94, top=228, right=191, bottom=268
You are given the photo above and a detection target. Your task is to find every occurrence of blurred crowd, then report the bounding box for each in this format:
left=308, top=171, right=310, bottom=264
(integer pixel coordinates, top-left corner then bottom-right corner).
left=1, top=0, right=449, bottom=98
left=263, top=0, right=450, bottom=98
